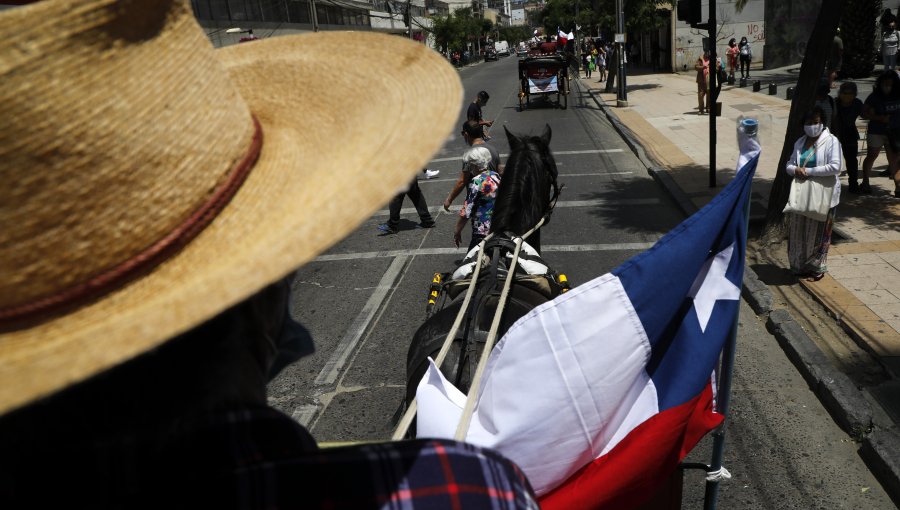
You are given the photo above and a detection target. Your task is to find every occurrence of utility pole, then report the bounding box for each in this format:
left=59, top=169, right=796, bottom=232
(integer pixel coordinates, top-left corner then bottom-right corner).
left=406, top=0, right=413, bottom=39
left=615, top=0, right=627, bottom=106
left=309, top=0, right=319, bottom=32
left=708, top=0, right=717, bottom=187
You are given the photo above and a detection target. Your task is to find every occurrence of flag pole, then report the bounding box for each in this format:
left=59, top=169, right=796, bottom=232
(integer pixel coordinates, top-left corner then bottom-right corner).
left=703, top=127, right=756, bottom=509
left=702, top=315, right=737, bottom=510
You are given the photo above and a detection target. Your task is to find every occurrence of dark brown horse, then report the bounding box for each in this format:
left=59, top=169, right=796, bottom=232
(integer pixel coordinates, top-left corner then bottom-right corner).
left=404, top=125, right=563, bottom=409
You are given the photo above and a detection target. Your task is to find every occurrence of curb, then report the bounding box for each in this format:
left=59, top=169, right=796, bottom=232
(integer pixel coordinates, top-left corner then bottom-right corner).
left=586, top=85, right=900, bottom=501
left=861, top=427, right=900, bottom=507
left=766, top=309, right=873, bottom=439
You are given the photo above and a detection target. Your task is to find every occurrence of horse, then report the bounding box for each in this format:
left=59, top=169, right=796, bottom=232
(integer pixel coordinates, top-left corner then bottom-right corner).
left=404, top=124, right=564, bottom=411
left=490, top=125, right=560, bottom=254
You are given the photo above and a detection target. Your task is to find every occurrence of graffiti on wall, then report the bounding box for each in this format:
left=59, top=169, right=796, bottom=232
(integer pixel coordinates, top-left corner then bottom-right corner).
left=674, top=22, right=766, bottom=72
left=745, top=22, right=765, bottom=43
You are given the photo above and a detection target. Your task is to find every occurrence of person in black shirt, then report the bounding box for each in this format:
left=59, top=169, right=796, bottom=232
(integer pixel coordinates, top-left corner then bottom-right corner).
left=835, top=81, right=864, bottom=193
left=467, top=91, right=493, bottom=138
left=862, top=71, right=900, bottom=194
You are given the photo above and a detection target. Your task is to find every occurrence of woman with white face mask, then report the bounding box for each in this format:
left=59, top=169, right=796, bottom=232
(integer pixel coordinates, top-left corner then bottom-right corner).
left=785, top=107, right=842, bottom=281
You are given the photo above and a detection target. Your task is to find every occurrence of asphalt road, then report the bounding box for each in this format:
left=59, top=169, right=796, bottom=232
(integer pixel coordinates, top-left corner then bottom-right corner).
left=267, top=56, right=896, bottom=508
left=269, top=55, right=677, bottom=435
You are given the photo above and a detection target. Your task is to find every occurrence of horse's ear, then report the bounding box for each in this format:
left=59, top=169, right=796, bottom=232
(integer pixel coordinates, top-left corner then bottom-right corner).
left=540, top=124, right=552, bottom=146
left=505, top=126, right=523, bottom=150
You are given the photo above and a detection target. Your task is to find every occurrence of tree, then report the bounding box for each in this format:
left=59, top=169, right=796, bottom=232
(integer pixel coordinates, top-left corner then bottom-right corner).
left=431, top=8, right=484, bottom=54
left=498, top=25, right=533, bottom=46
left=763, top=0, right=844, bottom=237
left=840, top=0, right=880, bottom=77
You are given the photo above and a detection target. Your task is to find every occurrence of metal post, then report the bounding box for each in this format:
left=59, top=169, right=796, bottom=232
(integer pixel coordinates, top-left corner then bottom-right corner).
left=615, top=0, right=627, bottom=106
left=702, top=174, right=751, bottom=510
left=708, top=0, right=716, bottom=187
left=407, top=0, right=413, bottom=39
left=310, top=0, right=319, bottom=32
left=702, top=319, right=736, bottom=510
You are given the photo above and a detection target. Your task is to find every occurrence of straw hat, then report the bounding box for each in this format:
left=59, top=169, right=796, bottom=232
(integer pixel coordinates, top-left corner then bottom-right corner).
left=0, top=0, right=461, bottom=414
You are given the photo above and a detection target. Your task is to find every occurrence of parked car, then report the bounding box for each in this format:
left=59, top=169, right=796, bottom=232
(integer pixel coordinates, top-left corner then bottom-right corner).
left=517, top=48, right=527, bottom=58
left=485, top=48, right=498, bottom=61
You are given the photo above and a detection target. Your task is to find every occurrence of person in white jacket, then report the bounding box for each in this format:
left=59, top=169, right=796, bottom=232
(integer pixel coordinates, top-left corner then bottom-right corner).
left=785, top=107, right=842, bottom=281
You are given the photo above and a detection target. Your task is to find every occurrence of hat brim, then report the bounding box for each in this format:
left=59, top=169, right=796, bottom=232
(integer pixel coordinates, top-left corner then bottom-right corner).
left=0, top=32, right=461, bottom=414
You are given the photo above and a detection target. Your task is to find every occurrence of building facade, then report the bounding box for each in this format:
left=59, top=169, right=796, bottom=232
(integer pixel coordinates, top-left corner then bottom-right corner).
left=192, top=0, right=432, bottom=47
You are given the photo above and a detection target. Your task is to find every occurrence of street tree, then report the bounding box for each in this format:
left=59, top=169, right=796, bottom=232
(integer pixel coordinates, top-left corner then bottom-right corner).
left=498, top=26, right=534, bottom=46
left=763, top=0, right=844, bottom=238
left=840, top=0, right=879, bottom=77
left=431, top=8, right=484, bottom=54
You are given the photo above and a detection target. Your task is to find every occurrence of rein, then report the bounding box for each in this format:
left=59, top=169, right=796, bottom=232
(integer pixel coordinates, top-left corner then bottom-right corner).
left=392, top=215, right=549, bottom=440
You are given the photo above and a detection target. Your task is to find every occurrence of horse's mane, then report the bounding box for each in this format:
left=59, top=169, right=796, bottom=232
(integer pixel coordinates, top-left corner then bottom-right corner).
left=490, top=126, right=560, bottom=237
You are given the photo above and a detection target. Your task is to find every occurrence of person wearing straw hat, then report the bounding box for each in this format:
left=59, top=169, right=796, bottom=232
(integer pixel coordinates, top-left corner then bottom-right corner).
left=0, top=1, right=538, bottom=508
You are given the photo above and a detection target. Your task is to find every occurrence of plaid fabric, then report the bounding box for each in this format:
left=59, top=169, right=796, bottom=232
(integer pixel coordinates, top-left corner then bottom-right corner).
left=158, top=408, right=541, bottom=509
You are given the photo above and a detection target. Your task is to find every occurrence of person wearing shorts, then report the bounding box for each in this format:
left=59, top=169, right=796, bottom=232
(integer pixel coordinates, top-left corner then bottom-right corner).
left=862, top=71, right=900, bottom=193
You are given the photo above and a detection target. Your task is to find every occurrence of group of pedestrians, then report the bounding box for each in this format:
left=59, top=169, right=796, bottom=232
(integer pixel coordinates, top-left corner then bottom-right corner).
left=724, top=37, right=753, bottom=80
left=378, top=90, right=504, bottom=252
left=580, top=41, right=608, bottom=82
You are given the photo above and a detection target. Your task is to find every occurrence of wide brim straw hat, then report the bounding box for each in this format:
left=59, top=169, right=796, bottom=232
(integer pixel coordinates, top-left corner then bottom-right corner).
left=0, top=0, right=461, bottom=414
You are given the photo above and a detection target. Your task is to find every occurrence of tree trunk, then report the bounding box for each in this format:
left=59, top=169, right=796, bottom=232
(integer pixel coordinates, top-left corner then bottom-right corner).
left=840, top=0, right=879, bottom=78
left=763, top=0, right=845, bottom=239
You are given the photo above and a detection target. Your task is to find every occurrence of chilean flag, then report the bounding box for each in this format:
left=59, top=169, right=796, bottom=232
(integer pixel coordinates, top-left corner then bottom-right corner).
left=557, top=27, right=568, bottom=45
left=416, top=154, right=758, bottom=509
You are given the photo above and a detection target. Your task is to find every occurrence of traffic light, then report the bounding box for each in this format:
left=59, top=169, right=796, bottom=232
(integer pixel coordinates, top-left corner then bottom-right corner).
left=677, top=0, right=703, bottom=28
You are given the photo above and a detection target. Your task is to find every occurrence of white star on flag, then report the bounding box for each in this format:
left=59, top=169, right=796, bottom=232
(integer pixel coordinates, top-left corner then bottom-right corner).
left=688, top=243, right=741, bottom=333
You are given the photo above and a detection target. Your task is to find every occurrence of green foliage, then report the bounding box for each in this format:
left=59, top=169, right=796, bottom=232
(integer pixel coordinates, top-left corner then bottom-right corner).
left=431, top=8, right=484, bottom=52
left=498, top=25, right=534, bottom=45
left=535, top=0, right=664, bottom=37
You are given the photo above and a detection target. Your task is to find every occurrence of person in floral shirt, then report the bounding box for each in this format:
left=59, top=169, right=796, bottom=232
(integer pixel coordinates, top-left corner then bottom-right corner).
left=454, top=146, right=501, bottom=251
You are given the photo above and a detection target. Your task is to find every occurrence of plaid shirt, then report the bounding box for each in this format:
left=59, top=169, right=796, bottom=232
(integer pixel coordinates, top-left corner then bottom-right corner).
left=170, top=408, right=540, bottom=509
left=4, top=407, right=539, bottom=509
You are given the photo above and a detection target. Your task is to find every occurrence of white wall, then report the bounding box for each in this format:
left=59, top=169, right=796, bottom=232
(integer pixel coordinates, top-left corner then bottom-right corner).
left=673, top=0, right=764, bottom=72
left=511, top=8, right=526, bottom=26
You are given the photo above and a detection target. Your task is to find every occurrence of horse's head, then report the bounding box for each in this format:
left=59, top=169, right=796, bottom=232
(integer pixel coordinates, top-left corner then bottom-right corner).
left=489, top=125, right=561, bottom=246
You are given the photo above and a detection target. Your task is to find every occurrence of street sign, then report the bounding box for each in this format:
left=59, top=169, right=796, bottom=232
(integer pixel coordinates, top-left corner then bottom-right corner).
left=614, top=33, right=625, bottom=43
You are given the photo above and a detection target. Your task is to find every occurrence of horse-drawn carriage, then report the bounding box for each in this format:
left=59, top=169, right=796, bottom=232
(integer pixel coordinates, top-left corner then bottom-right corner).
left=518, top=54, right=570, bottom=110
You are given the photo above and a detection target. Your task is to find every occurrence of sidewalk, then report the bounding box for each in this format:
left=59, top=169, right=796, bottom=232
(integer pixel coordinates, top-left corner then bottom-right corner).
left=578, top=67, right=900, bottom=501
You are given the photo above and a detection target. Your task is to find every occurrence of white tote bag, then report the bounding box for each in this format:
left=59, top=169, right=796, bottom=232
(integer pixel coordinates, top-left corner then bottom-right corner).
left=782, top=141, right=834, bottom=222
left=783, top=175, right=833, bottom=222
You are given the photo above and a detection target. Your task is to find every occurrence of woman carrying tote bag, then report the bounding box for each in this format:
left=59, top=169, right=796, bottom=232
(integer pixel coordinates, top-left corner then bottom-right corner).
left=785, top=107, right=842, bottom=281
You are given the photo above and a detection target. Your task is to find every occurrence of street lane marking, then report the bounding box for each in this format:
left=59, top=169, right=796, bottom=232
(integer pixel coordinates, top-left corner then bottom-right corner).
left=291, top=405, right=318, bottom=427
left=314, top=242, right=656, bottom=262
left=428, top=148, right=624, bottom=163
left=313, top=255, right=409, bottom=386
left=373, top=197, right=660, bottom=216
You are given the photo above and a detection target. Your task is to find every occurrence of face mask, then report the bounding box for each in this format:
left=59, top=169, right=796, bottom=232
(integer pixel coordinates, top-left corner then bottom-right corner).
left=804, top=123, right=824, bottom=138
